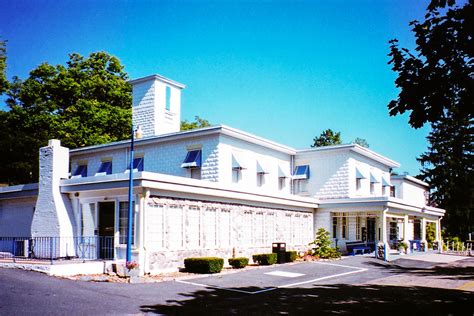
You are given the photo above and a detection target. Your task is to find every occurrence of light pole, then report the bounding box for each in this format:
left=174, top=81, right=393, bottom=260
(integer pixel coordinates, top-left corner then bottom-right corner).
left=126, top=125, right=137, bottom=263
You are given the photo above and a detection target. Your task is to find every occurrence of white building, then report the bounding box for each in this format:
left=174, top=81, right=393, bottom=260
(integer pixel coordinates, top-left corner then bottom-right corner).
left=0, top=73, right=445, bottom=273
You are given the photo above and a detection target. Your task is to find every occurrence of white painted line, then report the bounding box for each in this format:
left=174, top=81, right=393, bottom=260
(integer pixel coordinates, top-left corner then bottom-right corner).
left=176, top=279, right=277, bottom=295
left=265, top=271, right=305, bottom=278
left=311, top=261, right=366, bottom=269
left=278, top=268, right=368, bottom=289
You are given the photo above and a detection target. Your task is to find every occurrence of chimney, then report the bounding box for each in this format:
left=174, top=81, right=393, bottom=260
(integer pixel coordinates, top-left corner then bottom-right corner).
left=32, top=140, right=75, bottom=241
left=130, top=74, right=186, bottom=138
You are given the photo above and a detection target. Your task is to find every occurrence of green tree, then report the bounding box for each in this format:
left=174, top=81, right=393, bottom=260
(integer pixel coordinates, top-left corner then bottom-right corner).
left=388, top=0, right=473, bottom=238
left=353, top=137, right=369, bottom=148
left=0, top=51, right=132, bottom=184
left=311, top=129, right=342, bottom=147
left=309, top=228, right=340, bottom=259
left=180, top=115, right=211, bottom=131
left=0, top=39, right=8, bottom=95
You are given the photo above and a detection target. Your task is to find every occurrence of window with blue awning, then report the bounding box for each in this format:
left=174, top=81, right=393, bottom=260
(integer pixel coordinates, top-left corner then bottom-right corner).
left=292, top=165, right=310, bottom=180
left=181, top=150, right=202, bottom=168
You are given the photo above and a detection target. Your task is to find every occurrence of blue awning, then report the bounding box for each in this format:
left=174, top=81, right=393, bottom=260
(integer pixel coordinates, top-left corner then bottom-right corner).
left=72, top=165, right=87, bottom=177
left=232, top=154, right=245, bottom=170
left=256, top=161, right=268, bottom=174
left=355, top=167, right=367, bottom=179
left=96, top=161, right=112, bottom=175
left=126, top=157, right=144, bottom=172
left=181, top=150, right=202, bottom=168
left=370, top=172, right=380, bottom=183
left=292, top=165, right=310, bottom=180
left=382, top=176, right=391, bottom=186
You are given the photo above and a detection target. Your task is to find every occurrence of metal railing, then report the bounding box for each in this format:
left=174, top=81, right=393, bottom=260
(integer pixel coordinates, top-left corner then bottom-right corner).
left=0, top=236, right=115, bottom=263
left=443, top=241, right=473, bottom=256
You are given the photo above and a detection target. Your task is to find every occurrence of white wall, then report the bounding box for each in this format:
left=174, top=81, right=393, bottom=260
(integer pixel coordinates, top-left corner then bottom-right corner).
left=70, top=134, right=221, bottom=182
left=349, top=155, right=391, bottom=198
left=144, top=196, right=314, bottom=272
left=295, top=150, right=351, bottom=199
left=391, top=178, right=428, bottom=206
left=218, top=134, right=292, bottom=194
left=0, top=197, right=36, bottom=236
left=132, top=77, right=182, bottom=137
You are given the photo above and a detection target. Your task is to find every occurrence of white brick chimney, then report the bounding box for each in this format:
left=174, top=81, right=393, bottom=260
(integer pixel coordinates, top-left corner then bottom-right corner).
left=130, top=74, right=186, bottom=138
left=31, top=139, right=75, bottom=240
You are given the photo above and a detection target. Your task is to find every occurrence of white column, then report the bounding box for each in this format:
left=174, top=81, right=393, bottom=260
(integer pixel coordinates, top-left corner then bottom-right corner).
left=403, top=214, right=410, bottom=253
left=137, top=189, right=149, bottom=275
left=421, top=217, right=427, bottom=252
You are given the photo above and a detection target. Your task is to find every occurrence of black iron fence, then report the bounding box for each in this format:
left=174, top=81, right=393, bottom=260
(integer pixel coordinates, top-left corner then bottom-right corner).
left=0, top=236, right=114, bottom=263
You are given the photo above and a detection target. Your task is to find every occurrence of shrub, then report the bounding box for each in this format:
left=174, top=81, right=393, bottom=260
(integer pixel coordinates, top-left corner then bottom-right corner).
left=184, top=257, right=224, bottom=273
left=228, top=257, right=249, bottom=269
left=285, top=251, right=297, bottom=262
left=252, top=253, right=277, bottom=265
left=309, top=228, right=341, bottom=259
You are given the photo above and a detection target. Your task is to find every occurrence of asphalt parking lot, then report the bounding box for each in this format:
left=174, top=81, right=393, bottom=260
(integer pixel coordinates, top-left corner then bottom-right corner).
left=177, top=260, right=369, bottom=294
left=1, top=254, right=473, bottom=315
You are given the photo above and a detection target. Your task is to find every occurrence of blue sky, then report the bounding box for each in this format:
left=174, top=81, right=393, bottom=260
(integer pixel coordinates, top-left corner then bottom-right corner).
left=1, top=0, right=433, bottom=174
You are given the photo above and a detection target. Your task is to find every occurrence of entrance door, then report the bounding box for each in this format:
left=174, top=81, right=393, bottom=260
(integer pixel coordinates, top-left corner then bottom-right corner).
left=367, top=218, right=376, bottom=242
left=98, top=202, right=115, bottom=259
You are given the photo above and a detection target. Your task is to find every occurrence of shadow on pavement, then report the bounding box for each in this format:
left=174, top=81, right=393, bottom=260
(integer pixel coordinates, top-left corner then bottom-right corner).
left=366, top=257, right=474, bottom=281
left=140, top=283, right=473, bottom=315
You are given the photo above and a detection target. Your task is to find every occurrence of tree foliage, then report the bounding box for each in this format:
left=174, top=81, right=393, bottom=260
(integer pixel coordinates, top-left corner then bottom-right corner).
left=180, top=116, right=211, bottom=131
left=388, top=0, right=473, bottom=238
left=0, top=39, right=8, bottom=95
left=311, top=129, right=342, bottom=147
left=387, top=1, right=473, bottom=128
left=353, top=137, right=369, bottom=148
left=0, top=51, right=132, bottom=184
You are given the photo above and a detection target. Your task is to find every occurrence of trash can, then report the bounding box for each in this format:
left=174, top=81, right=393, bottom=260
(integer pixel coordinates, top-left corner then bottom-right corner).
left=272, top=242, right=286, bottom=264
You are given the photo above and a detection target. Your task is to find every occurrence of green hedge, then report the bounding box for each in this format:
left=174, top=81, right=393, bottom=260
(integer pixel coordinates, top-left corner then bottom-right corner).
left=228, top=257, right=249, bottom=269
left=252, top=253, right=277, bottom=265
left=184, top=257, right=224, bottom=273
left=285, top=251, right=297, bottom=262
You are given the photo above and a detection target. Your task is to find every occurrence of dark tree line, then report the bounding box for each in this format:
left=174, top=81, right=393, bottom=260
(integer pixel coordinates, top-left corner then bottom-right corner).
left=388, top=0, right=473, bottom=238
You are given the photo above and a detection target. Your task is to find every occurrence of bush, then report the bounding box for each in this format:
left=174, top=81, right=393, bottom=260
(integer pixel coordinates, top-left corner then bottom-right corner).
left=285, top=251, right=297, bottom=262
left=184, top=257, right=224, bottom=273
left=228, top=257, right=249, bottom=269
left=252, top=253, right=277, bottom=265
left=309, top=228, right=341, bottom=259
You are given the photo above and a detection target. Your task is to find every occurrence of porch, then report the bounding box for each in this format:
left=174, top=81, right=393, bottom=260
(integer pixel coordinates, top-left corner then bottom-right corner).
left=330, top=209, right=442, bottom=255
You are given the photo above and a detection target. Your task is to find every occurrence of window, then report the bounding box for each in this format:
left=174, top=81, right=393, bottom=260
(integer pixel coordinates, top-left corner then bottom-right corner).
left=370, top=172, right=379, bottom=195
left=389, top=221, right=398, bottom=240
left=292, top=165, right=310, bottom=180
left=96, top=161, right=112, bottom=176
left=256, top=161, right=267, bottom=187
left=72, top=164, right=87, bottom=178
left=332, top=217, right=337, bottom=238
left=204, top=208, right=217, bottom=248
left=232, top=154, right=245, bottom=184
left=182, top=150, right=201, bottom=179
left=278, top=166, right=288, bottom=190
left=390, top=186, right=396, bottom=197
left=127, top=157, right=144, bottom=172
left=342, top=216, right=347, bottom=239
left=356, top=178, right=362, bottom=191
left=81, top=203, right=96, bottom=236
left=181, top=150, right=201, bottom=168
left=295, top=179, right=308, bottom=193
left=147, top=204, right=165, bottom=248
left=279, top=177, right=286, bottom=190
left=187, top=206, right=200, bottom=248
left=165, top=86, right=171, bottom=111
left=232, top=169, right=241, bottom=183
left=119, top=201, right=135, bottom=245
left=356, top=216, right=361, bottom=240
left=167, top=205, right=183, bottom=248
